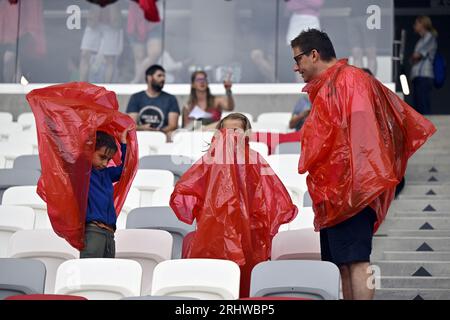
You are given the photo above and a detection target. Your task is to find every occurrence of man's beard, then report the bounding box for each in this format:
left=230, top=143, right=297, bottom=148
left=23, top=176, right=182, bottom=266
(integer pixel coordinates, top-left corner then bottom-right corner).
left=151, top=81, right=164, bottom=92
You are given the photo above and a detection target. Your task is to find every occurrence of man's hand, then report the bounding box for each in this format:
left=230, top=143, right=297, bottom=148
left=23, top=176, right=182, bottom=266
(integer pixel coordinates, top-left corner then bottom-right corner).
left=138, top=124, right=155, bottom=131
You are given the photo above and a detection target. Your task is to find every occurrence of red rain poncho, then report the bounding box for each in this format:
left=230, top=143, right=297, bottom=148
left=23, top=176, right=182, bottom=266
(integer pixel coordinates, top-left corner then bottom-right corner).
left=300, top=59, right=436, bottom=232
left=26, top=82, right=138, bottom=250
left=170, top=129, right=298, bottom=297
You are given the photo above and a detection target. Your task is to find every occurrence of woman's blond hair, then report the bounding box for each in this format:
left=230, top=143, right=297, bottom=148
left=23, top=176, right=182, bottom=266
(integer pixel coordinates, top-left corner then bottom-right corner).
left=416, top=16, right=438, bottom=37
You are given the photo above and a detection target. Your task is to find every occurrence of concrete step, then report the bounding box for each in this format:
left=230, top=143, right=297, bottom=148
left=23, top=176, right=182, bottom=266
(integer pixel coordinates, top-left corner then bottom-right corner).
left=377, top=217, right=450, bottom=231
left=414, top=149, right=450, bottom=156
left=406, top=164, right=450, bottom=174
left=389, top=200, right=450, bottom=213
left=391, top=212, right=450, bottom=218
left=373, top=261, right=450, bottom=277
left=380, top=276, right=450, bottom=289
left=387, top=229, right=450, bottom=237
left=398, top=185, right=450, bottom=199
left=374, top=288, right=450, bottom=300
left=379, top=251, right=450, bottom=261
left=373, top=237, right=450, bottom=252
left=403, top=173, right=450, bottom=183
left=408, top=154, right=450, bottom=165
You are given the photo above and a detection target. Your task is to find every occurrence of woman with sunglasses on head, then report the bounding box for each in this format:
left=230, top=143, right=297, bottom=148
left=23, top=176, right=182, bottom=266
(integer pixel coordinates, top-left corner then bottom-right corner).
left=182, top=70, right=235, bottom=129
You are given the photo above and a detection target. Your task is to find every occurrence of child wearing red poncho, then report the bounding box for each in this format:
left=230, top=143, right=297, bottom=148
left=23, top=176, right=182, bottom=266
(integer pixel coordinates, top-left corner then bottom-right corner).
left=26, top=82, right=138, bottom=251
left=170, top=113, right=298, bottom=298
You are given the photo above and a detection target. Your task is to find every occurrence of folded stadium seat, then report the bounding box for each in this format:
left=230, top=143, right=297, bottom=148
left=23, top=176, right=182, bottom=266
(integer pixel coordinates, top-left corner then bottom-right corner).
left=0, top=122, right=22, bottom=143
left=131, top=169, right=175, bottom=206
left=116, top=186, right=141, bottom=230
left=5, top=294, right=87, bottom=300
left=256, top=112, right=292, bottom=125
left=285, top=207, right=315, bottom=231
left=55, top=258, right=142, bottom=300
left=17, top=112, right=36, bottom=131
left=151, top=187, right=174, bottom=207
left=7, top=229, right=79, bottom=294
left=158, top=131, right=214, bottom=161
left=0, top=169, right=40, bottom=203
left=253, top=112, right=292, bottom=133
left=0, top=258, right=46, bottom=299
left=274, top=141, right=301, bottom=155
left=138, top=154, right=193, bottom=181
left=250, top=131, right=301, bottom=155
left=303, top=191, right=313, bottom=207
left=54, top=258, right=142, bottom=300
left=13, top=155, right=41, bottom=172
left=8, top=131, right=39, bottom=155
left=0, top=143, right=34, bottom=168
left=251, top=122, right=289, bottom=133
left=115, top=229, right=173, bottom=295
left=151, top=259, right=241, bottom=300
left=266, top=154, right=308, bottom=199
left=2, top=186, right=50, bottom=229
left=277, top=206, right=313, bottom=234
left=250, top=260, right=340, bottom=300
left=136, top=131, right=167, bottom=157
left=0, top=112, right=13, bottom=123
left=126, top=206, right=195, bottom=259
left=221, top=111, right=254, bottom=123
left=271, top=228, right=320, bottom=261
left=0, top=205, right=35, bottom=257
left=249, top=142, right=269, bottom=158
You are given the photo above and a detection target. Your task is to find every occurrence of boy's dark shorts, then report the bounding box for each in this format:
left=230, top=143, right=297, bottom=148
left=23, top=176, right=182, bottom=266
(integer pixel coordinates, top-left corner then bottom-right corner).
left=320, top=206, right=377, bottom=266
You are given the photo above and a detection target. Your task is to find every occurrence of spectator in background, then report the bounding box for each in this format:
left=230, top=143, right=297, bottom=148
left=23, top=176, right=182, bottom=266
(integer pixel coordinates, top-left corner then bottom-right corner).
left=0, top=0, right=46, bottom=83
left=285, top=0, right=323, bottom=46
left=410, top=16, right=438, bottom=115
left=126, top=64, right=180, bottom=138
left=79, top=3, right=123, bottom=83
left=182, top=70, right=234, bottom=129
left=127, top=0, right=163, bottom=84
left=347, top=0, right=378, bottom=76
left=289, top=94, right=311, bottom=131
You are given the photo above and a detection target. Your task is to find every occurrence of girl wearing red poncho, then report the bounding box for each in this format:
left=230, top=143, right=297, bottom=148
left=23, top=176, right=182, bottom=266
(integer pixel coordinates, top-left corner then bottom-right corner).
left=170, top=113, right=298, bottom=298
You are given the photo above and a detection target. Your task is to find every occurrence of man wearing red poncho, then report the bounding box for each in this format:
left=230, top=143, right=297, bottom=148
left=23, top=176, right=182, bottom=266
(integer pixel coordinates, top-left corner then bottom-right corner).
left=291, top=29, right=436, bottom=300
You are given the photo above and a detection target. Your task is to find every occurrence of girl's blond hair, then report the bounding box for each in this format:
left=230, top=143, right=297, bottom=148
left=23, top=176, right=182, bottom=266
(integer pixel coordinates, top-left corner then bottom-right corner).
left=216, top=113, right=252, bottom=131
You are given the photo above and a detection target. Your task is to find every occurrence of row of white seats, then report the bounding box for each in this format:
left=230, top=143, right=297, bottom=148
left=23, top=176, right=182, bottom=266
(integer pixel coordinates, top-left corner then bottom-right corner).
left=0, top=170, right=175, bottom=230
left=1, top=227, right=322, bottom=298
left=0, top=131, right=273, bottom=168
left=0, top=111, right=293, bottom=133
left=2, top=257, right=339, bottom=300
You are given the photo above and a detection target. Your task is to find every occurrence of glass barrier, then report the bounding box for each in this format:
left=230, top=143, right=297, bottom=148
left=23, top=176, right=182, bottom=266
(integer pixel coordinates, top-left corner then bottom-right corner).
left=0, top=0, right=394, bottom=84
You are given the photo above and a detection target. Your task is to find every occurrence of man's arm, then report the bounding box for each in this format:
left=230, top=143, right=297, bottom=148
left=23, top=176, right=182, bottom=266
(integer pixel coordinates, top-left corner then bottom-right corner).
left=128, top=112, right=153, bottom=131
left=161, top=112, right=179, bottom=134
left=126, top=94, right=154, bottom=131
left=289, top=110, right=310, bottom=129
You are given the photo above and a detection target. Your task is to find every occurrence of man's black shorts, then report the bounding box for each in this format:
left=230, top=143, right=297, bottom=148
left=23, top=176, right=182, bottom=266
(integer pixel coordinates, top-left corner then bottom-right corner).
left=320, top=206, right=377, bottom=266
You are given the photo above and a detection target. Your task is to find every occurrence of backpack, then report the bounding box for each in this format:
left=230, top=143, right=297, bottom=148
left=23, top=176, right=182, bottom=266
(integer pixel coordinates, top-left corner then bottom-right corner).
left=433, top=51, right=447, bottom=89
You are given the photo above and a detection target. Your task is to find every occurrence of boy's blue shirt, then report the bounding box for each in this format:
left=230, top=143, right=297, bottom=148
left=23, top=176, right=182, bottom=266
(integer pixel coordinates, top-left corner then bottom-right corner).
left=86, top=143, right=126, bottom=227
